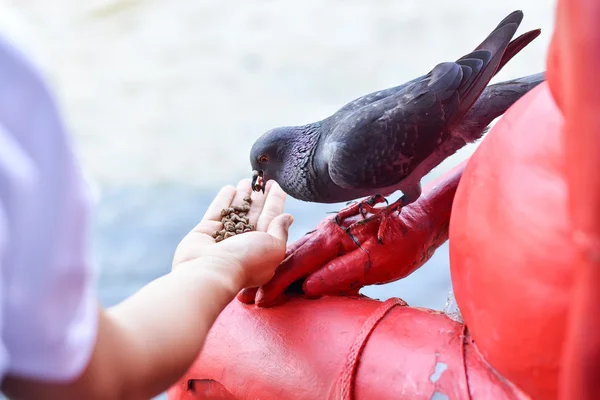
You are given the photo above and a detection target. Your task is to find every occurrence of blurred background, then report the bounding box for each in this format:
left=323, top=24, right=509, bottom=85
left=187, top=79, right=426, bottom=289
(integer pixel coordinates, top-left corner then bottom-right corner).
left=2, top=0, right=553, bottom=361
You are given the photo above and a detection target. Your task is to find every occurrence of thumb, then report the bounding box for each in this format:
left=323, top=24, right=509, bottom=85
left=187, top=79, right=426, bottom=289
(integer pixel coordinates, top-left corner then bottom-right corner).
left=267, top=214, right=294, bottom=244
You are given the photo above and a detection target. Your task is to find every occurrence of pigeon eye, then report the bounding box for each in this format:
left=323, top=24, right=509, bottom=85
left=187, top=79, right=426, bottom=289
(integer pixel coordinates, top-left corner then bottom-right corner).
left=259, top=155, right=269, bottom=163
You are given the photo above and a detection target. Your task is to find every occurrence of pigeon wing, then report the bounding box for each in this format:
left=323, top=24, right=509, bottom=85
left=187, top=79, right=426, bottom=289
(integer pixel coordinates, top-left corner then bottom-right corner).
left=326, top=62, right=463, bottom=189
left=326, top=11, right=525, bottom=190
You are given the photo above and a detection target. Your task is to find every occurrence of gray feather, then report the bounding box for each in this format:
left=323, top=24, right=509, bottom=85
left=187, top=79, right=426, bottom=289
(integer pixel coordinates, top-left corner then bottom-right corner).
left=249, top=11, right=544, bottom=204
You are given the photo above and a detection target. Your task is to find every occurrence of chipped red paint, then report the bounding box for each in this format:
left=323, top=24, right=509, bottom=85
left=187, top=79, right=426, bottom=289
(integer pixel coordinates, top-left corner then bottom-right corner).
left=168, top=296, right=528, bottom=400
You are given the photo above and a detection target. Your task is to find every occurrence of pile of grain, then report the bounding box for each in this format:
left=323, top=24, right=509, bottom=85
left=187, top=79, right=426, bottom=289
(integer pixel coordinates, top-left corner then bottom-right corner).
left=213, top=195, right=255, bottom=242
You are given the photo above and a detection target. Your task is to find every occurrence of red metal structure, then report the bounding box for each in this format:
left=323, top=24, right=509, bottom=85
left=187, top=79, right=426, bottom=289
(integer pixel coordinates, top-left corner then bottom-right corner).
left=168, top=0, right=600, bottom=398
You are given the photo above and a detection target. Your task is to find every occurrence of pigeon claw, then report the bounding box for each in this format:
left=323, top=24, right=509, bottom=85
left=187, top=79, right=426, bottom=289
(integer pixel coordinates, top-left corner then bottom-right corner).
left=334, top=194, right=387, bottom=226
left=356, top=195, right=409, bottom=244
left=359, top=194, right=389, bottom=218
left=333, top=194, right=389, bottom=248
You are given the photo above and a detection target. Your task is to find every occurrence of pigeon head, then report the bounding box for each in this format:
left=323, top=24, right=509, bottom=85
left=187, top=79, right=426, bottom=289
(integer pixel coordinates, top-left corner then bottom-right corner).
left=250, top=127, right=294, bottom=193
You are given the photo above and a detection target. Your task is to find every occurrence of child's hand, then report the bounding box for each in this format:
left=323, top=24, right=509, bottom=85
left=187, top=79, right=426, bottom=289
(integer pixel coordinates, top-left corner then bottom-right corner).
left=173, top=179, right=293, bottom=289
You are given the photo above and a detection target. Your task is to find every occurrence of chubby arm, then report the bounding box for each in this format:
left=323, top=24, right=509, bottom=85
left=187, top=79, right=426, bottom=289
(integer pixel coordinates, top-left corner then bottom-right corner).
left=1, top=269, right=244, bottom=400
left=2, top=180, right=292, bottom=400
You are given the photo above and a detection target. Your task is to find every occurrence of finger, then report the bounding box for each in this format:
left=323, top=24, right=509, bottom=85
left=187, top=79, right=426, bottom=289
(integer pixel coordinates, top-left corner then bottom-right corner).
left=267, top=214, right=294, bottom=244
left=256, top=181, right=287, bottom=232
left=246, top=180, right=273, bottom=226
left=237, top=287, right=258, bottom=304
left=173, top=221, right=224, bottom=266
left=238, top=215, right=293, bottom=306
left=194, top=180, right=250, bottom=237
left=302, top=248, right=369, bottom=297
left=200, top=185, right=237, bottom=223
left=190, top=220, right=223, bottom=237
left=231, top=179, right=252, bottom=208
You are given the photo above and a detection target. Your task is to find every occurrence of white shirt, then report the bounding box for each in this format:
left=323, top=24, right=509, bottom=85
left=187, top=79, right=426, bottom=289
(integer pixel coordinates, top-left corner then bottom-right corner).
left=0, top=34, right=97, bottom=382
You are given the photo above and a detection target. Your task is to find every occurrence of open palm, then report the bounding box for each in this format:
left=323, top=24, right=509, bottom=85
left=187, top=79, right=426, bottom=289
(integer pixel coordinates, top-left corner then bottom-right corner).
left=172, top=179, right=293, bottom=288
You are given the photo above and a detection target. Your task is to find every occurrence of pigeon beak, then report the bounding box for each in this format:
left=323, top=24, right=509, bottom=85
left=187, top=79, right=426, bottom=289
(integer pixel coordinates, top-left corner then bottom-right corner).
left=251, top=170, right=265, bottom=193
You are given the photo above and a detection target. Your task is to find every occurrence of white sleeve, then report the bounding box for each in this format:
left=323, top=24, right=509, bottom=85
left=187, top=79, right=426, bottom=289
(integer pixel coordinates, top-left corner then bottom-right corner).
left=0, top=35, right=98, bottom=382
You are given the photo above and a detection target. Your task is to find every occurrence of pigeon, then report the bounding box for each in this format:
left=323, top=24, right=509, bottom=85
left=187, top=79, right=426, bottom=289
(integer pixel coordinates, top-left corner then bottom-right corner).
left=250, top=10, right=544, bottom=241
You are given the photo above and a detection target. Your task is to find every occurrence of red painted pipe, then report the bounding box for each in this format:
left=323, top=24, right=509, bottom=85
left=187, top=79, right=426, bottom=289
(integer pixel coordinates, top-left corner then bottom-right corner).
left=168, top=296, right=528, bottom=400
